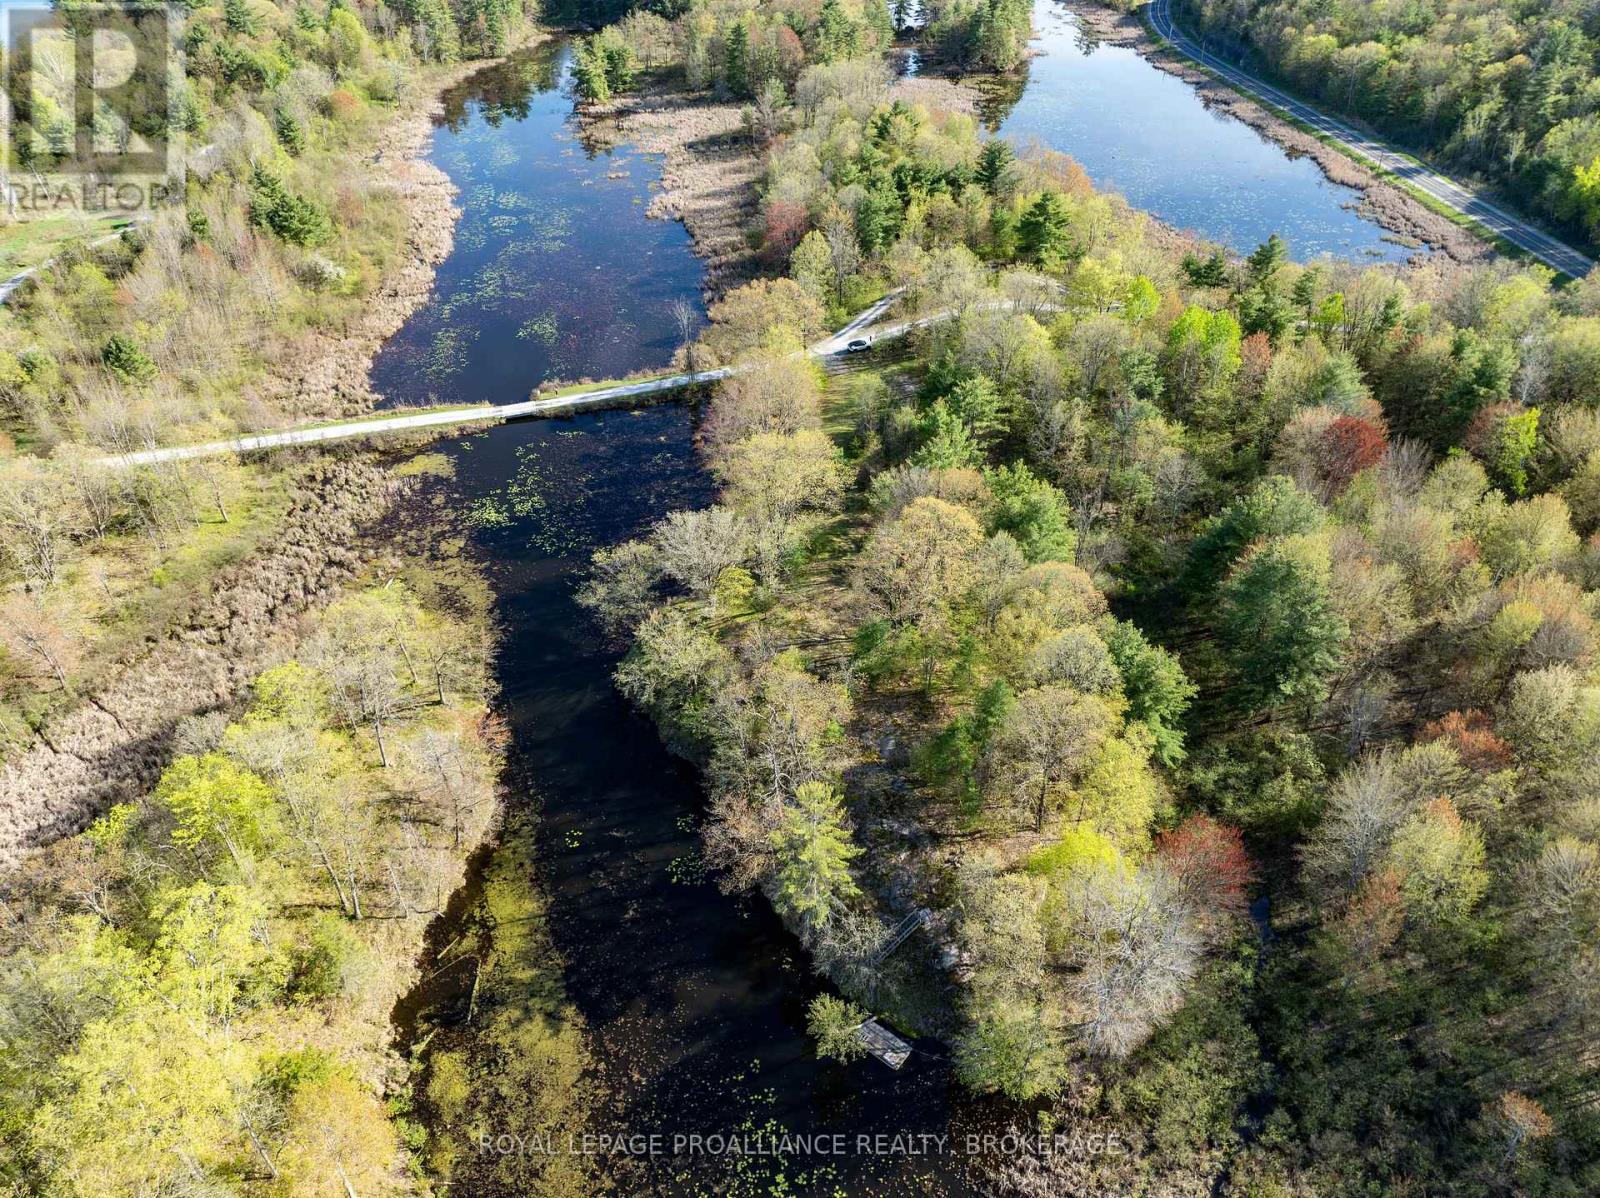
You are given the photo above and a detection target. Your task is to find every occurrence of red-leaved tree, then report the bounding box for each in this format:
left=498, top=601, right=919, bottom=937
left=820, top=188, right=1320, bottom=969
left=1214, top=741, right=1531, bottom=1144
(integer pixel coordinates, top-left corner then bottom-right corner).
left=1155, top=814, right=1254, bottom=923
left=1319, top=414, right=1388, bottom=494
left=1422, top=709, right=1512, bottom=772
left=775, top=25, right=805, bottom=84
left=1240, top=331, right=1274, bottom=394
left=763, top=200, right=808, bottom=263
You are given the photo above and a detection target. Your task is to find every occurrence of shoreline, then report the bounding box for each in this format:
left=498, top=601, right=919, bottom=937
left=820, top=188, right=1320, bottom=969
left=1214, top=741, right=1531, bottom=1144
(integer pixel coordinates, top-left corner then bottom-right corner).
left=0, top=28, right=592, bottom=1197
left=0, top=456, right=405, bottom=867
left=1063, top=0, right=1492, bottom=265
left=598, top=12, right=1479, bottom=281
left=584, top=82, right=764, bottom=298
left=582, top=71, right=984, bottom=305
left=0, top=39, right=547, bottom=866
left=274, top=36, right=549, bottom=420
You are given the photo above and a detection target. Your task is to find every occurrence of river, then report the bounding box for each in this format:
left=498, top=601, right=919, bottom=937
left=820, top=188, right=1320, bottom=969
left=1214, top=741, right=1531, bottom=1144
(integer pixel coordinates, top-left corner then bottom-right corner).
left=378, top=44, right=980, bottom=1196
left=378, top=15, right=1411, bottom=1194
left=990, top=1, right=1410, bottom=261
left=369, top=48, right=706, bottom=407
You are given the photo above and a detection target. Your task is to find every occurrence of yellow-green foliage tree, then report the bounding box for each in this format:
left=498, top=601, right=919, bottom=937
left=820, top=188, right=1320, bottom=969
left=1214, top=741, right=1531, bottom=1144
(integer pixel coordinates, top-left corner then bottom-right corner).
left=0, top=583, right=499, bottom=1195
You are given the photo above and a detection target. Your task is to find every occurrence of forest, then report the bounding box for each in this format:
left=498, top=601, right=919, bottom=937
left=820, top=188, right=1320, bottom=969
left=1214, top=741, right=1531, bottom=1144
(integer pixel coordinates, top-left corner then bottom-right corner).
left=571, top=0, right=1030, bottom=102
left=577, top=3, right=1600, bottom=1190
left=0, top=1, right=594, bottom=1196
left=0, top=577, right=514, bottom=1192
left=0, top=0, right=548, bottom=763
left=2, top=0, right=1600, bottom=1193
left=1172, top=0, right=1600, bottom=250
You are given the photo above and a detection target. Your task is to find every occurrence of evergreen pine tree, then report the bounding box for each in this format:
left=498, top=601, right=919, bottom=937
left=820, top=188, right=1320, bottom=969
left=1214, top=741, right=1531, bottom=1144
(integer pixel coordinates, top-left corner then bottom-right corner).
left=771, top=782, right=862, bottom=942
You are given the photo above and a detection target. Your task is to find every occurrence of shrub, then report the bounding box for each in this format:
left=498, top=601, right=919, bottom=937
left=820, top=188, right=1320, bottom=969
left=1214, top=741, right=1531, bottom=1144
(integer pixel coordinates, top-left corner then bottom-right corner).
left=289, top=913, right=363, bottom=1001
left=1025, top=826, right=1121, bottom=880
left=807, top=993, right=868, bottom=1062
left=297, top=253, right=348, bottom=289
left=325, top=87, right=363, bottom=120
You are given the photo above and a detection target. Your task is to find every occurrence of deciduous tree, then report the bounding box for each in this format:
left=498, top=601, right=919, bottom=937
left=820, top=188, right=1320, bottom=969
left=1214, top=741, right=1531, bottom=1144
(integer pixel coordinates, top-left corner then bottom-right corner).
left=985, top=685, right=1117, bottom=830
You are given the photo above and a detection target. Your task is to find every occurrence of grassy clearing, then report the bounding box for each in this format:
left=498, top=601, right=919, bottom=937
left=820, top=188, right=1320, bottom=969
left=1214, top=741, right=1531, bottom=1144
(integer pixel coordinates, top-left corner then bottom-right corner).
left=0, top=214, right=127, bottom=278
left=105, top=467, right=295, bottom=637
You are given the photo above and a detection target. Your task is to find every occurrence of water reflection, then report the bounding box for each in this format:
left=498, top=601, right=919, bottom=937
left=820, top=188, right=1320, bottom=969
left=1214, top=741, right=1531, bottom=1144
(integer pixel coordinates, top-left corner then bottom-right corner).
left=985, top=0, right=1412, bottom=260
left=370, top=41, right=707, bottom=411
left=436, top=50, right=558, bottom=130
left=892, top=0, right=926, bottom=34
left=380, top=43, right=979, bottom=1193
left=375, top=13, right=1424, bottom=1190
left=433, top=405, right=980, bottom=1194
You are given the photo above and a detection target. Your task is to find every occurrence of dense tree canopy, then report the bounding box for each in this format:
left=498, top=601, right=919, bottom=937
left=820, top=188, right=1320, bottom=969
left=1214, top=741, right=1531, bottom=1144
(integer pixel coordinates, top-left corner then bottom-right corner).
left=583, top=18, right=1600, bottom=1184
left=1179, top=0, right=1600, bottom=248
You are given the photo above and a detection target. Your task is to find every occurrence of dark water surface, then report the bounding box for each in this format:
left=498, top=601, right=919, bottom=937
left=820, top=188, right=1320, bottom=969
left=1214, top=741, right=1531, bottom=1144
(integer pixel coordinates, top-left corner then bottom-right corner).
left=442, top=412, right=978, bottom=1195
left=383, top=22, right=1411, bottom=1193
left=370, top=44, right=704, bottom=408
left=386, top=46, right=976, bottom=1195
left=994, top=0, right=1411, bottom=262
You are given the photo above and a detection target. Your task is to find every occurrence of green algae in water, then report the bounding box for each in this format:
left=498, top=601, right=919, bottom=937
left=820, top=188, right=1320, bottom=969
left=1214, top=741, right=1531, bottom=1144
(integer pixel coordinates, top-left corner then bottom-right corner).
left=717, top=1102, right=845, bottom=1197
left=666, top=850, right=707, bottom=886
left=465, top=445, right=594, bottom=554
left=479, top=261, right=538, bottom=303
left=437, top=148, right=474, bottom=176
left=424, top=326, right=476, bottom=381
left=465, top=496, right=511, bottom=528
left=528, top=208, right=574, bottom=252
left=516, top=314, right=559, bottom=345
left=493, top=189, right=535, bottom=212
left=494, top=236, right=551, bottom=263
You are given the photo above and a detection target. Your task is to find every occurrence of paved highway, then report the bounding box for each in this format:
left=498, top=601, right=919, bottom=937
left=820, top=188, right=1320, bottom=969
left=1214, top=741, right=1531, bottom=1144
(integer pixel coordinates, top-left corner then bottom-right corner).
left=1145, top=0, right=1596, bottom=280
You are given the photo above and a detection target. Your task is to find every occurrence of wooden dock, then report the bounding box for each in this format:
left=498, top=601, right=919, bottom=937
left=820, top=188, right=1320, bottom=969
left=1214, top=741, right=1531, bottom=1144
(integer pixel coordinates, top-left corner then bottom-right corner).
left=855, top=1018, right=913, bottom=1070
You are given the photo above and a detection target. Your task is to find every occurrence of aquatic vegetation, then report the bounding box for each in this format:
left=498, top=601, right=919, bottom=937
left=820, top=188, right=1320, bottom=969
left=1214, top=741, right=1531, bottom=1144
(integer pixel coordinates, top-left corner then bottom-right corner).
left=516, top=313, right=560, bottom=345
left=424, top=326, right=477, bottom=381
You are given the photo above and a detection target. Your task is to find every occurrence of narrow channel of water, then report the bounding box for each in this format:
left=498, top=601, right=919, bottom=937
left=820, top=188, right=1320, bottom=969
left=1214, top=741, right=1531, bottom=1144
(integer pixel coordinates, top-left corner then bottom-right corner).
left=442, top=409, right=981, bottom=1194
left=383, top=45, right=977, bottom=1194
left=992, top=0, right=1411, bottom=262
